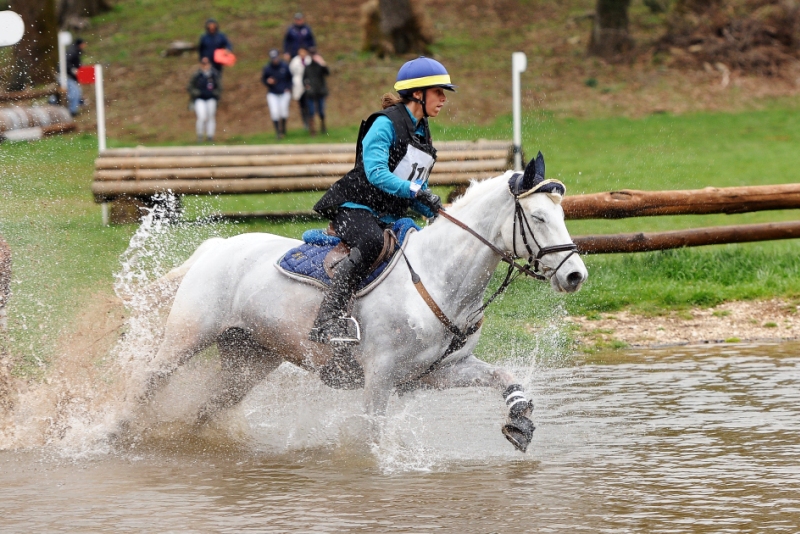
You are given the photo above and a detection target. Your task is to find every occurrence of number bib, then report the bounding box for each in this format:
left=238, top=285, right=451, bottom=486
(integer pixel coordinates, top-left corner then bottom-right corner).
left=392, top=144, right=435, bottom=188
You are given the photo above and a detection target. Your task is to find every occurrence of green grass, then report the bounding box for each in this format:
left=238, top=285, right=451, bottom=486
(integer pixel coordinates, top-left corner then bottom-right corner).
left=2, top=105, right=800, bottom=369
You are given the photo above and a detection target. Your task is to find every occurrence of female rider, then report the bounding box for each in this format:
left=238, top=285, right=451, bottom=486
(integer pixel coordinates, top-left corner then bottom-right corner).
left=309, top=57, right=454, bottom=345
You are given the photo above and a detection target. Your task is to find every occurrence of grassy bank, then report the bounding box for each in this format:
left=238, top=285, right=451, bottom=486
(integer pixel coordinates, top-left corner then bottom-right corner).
left=1, top=106, right=799, bottom=370
left=70, top=0, right=800, bottom=144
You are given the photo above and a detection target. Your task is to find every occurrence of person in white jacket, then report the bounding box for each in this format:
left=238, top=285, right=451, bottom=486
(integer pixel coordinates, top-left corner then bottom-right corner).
left=288, top=47, right=311, bottom=130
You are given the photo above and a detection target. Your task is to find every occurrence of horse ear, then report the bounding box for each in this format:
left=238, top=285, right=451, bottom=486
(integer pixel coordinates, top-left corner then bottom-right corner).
left=521, top=151, right=545, bottom=190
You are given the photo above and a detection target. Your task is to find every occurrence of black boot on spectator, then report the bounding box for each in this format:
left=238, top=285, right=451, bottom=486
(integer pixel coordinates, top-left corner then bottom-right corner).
left=273, top=120, right=282, bottom=140
left=280, top=118, right=287, bottom=137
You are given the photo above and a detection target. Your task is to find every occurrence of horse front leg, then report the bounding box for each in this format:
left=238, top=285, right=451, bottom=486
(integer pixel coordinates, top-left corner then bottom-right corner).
left=360, top=354, right=397, bottom=446
left=417, top=354, right=536, bottom=453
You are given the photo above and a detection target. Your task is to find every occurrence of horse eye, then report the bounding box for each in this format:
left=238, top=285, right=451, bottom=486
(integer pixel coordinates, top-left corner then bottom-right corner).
left=530, top=215, right=546, bottom=223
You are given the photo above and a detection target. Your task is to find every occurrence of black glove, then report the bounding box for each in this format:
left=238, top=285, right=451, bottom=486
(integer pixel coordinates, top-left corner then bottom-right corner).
left=415, top=189, right=442, bottom=214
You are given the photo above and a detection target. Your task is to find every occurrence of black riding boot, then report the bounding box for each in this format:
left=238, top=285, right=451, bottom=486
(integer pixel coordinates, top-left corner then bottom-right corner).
left=273, top=120, right=282, bottom=140
left=279, top=118, right=287, bottom=137
left=309, top=248, right=363, bottom=344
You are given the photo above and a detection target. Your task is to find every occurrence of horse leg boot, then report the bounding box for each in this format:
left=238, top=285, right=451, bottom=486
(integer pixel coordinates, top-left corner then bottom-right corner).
left=310, top=248, right=365, bottom=389
left=501, top=384, right=535, bottom=453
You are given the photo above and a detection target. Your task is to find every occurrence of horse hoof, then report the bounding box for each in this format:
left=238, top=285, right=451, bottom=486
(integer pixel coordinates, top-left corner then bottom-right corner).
left=502, top=416, right=535, bottom=453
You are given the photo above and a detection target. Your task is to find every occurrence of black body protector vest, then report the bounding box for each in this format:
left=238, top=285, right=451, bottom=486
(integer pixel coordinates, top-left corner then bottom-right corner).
left=314, top=103, right=437, bottom=219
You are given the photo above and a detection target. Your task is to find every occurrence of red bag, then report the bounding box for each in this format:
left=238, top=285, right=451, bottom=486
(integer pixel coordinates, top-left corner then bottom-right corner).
left=213, top=49, right=236, bottom=67
left=76, top=65, right=95, bottom=84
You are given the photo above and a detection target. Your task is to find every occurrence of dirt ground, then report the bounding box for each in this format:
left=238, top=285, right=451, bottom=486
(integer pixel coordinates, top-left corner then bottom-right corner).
left=568, top=298, right=800, bottom=348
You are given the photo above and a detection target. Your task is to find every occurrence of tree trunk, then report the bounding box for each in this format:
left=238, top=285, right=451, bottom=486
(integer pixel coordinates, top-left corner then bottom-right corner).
left=57, top=0, right=112, bottom=28
left=7, top=0, right=58, bottom=90
left=361, top=0, right=434, bottom=56
left=588, top=0, right=633, bottom=59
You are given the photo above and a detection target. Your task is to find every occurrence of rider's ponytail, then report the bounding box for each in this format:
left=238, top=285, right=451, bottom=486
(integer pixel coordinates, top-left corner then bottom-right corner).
left=381, top=92, right=403, bottom=109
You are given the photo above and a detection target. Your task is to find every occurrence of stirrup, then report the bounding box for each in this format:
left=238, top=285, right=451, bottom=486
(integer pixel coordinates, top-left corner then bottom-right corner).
left=329, top=316, right=361, bottom=344
left=309, top=315, right=361, bottom=345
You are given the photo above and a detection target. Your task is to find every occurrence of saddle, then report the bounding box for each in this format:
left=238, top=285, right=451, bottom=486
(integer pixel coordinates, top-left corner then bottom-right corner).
left=275, top=218, right=420, bottom=294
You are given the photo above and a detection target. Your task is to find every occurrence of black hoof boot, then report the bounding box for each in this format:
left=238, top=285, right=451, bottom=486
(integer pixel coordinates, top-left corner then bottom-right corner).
left=319, top=346, right=365, bottom=390
left=502, top=416, right=535, bottom=453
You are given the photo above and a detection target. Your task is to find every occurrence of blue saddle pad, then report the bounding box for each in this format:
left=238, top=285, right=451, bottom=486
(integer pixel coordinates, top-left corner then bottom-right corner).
left=278, top=218, right=420, bottom=288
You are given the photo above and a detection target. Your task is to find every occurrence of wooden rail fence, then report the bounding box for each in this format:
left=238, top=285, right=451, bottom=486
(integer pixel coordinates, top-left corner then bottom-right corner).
left=91, top=143, right=800, bottom=254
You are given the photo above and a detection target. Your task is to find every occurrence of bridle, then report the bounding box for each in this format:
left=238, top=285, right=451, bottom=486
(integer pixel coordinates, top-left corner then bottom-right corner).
left=398, top=186, right=578, bottom=386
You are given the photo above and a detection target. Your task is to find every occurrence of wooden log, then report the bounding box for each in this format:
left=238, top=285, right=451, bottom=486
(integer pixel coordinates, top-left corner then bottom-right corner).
left=93, top=149, right=509, bottom=170
left=562, top=184, right=800, bottom=219
left=41, top=122, right=77, bottom=136
left=573, top=220, right=800, bottom=254
left=98, top=140, right=510, bottom=158
left=0, top=85, right=62, bottom=103
left=91, top=172, right=489, bottom=200
left=92, top=159, right=508, bottom=181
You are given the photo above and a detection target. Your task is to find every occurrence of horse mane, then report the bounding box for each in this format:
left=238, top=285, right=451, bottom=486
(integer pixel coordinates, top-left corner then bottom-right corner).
left=448, top=174, right=508, bottom=209
left=448, top=172, right=563, bottom=210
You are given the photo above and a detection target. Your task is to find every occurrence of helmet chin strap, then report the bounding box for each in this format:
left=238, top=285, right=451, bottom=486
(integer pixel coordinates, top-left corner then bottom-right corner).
left=407, top=88, right=430, bottom=118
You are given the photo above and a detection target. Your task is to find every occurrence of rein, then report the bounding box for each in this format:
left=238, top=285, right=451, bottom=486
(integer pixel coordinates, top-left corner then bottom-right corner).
left=399, top=196, right=578, bottom=384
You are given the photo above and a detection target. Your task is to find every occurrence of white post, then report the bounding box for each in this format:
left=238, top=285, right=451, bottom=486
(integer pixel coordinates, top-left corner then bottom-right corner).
left=511, top=52, right=527, bottom=171
left=58, top=31, right=72, bottom=89
left=95, top=64, right=106, bottom=152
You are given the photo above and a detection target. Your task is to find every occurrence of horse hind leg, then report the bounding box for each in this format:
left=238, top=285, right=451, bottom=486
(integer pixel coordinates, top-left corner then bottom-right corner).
left=139, top=316, right=217, bottom=403
left=195, top=328, right=281, bottom=425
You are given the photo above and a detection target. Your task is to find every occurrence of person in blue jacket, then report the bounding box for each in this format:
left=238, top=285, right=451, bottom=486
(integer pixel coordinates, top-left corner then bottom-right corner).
left=309, top=57, right=453, bottom=346
left=261, top=49, right=293, bottom=139
left=198, top=19, right=232, bottom=74
left=283, top=12, right=316, bottom=59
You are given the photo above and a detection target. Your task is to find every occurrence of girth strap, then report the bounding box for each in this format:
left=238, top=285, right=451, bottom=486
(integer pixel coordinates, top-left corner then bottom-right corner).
left=399, top=250, right=484, bottom=382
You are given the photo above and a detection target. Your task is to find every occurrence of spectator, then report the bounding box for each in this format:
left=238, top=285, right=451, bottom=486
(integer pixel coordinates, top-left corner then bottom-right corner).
left=198, top=18, right=232, bottom=75
left=283, top=12, right=316, bottom=59
left=261, top=49, right=292, bottom=139
left=65, top=38, right=87, bottom=117
left=187, top=57, right=221, bottom=143
left=289, top=47, right=311, bottom=130
left=303, top=47, right=329, bottom=136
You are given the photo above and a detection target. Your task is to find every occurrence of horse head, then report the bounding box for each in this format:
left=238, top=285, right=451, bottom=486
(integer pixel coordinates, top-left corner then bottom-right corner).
left=503, top=152, right=587, bottom=293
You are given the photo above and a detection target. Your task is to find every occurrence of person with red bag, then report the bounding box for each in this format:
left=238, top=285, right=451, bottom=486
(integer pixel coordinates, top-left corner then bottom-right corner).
left=65, top=38, right=87, bottom=116
left=187, top=57, right=222, bottom=143
left=198, top=19, right=233, bottom=75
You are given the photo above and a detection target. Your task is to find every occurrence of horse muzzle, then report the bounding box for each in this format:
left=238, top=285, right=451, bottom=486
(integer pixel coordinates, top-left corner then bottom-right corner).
left=551, top=256, right=588, bottom=293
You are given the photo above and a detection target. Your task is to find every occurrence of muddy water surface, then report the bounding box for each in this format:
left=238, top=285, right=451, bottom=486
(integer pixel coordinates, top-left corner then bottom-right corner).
left=2, top=342, right=799, bottom=533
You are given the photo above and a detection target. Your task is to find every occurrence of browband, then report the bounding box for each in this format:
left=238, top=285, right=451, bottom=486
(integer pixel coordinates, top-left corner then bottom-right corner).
left=508, top=174, right=566, bottom=198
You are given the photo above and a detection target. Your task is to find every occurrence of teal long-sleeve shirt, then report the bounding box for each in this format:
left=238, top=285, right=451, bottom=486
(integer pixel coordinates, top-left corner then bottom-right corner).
left=341, top=105, right=435, bottom=220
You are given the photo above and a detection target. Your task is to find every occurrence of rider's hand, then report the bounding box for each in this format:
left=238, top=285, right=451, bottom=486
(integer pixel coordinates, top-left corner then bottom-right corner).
left=415, top=189, right=442, bottom=214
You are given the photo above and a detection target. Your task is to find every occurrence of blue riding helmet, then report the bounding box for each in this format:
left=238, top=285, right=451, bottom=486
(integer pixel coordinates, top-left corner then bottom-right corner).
left=394, top=57, right=456, bottom=96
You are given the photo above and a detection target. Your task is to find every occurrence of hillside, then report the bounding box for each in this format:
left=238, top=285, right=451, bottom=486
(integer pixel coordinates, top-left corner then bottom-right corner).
left=76, top=0, right=800, bottom=144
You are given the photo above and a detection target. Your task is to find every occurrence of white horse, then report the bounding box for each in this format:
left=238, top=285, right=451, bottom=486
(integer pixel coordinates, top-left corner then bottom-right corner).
left=139, top=157, right=588, bottom=452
